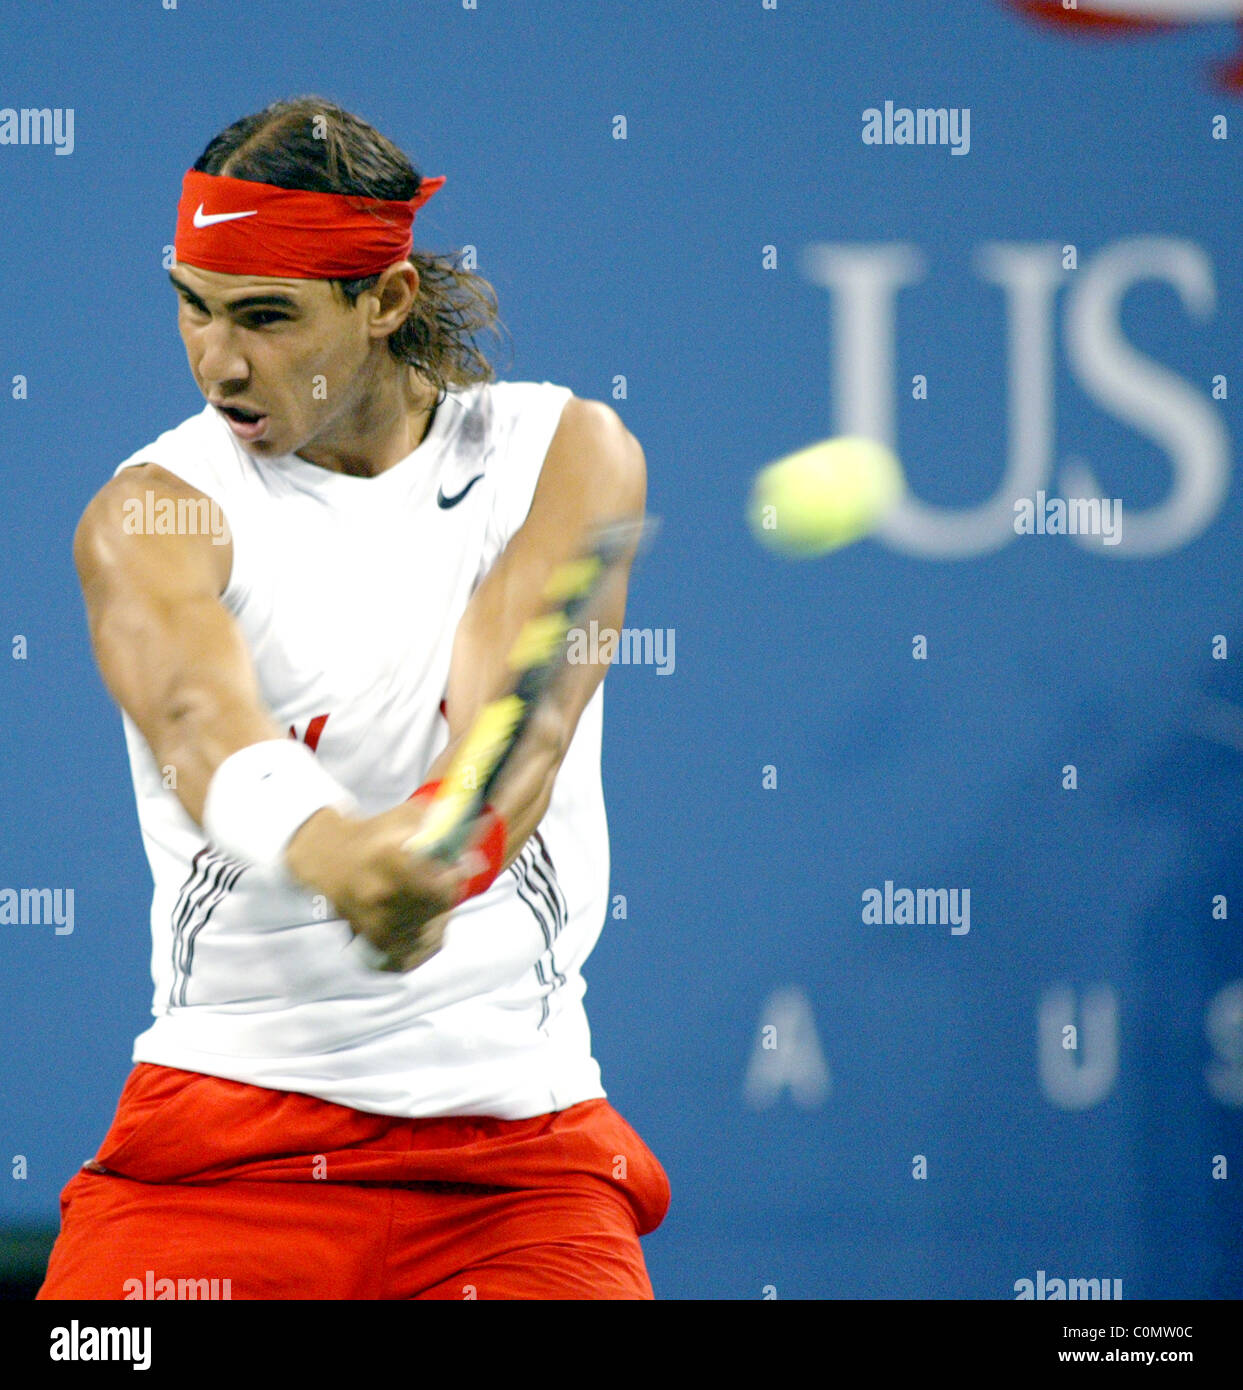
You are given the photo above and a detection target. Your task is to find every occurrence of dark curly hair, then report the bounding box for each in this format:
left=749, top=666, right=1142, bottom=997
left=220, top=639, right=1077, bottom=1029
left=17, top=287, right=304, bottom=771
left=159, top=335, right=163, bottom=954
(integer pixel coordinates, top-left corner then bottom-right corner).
left=191, top=95, right=508, bottom=403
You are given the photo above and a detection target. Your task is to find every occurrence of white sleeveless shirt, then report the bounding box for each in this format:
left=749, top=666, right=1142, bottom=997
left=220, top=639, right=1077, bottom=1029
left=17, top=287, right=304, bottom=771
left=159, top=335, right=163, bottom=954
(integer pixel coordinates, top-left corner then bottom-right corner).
left=111, top=380, right=612, bottom=1119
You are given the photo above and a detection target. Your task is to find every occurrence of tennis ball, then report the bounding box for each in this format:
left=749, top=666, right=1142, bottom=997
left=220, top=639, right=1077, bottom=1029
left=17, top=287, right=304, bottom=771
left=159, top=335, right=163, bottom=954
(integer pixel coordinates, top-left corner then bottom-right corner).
left=748, top=436, right=905, bottom=557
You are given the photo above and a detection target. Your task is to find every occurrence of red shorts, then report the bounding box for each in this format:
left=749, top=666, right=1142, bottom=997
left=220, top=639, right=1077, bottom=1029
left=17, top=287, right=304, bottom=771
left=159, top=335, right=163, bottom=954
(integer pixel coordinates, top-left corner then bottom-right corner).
left=38, top=1063, right=670, bottom=1301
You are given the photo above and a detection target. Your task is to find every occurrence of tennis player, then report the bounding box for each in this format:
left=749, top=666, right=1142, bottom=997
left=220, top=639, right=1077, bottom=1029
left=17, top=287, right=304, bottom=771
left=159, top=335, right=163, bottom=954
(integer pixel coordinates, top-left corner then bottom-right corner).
left=37, top=96, right=669, bottom=1300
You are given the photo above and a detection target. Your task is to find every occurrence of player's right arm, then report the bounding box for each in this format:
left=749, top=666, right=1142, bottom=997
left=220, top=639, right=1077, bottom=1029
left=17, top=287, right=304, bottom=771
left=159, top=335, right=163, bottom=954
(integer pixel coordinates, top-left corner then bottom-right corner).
left=74, top=464, right=466, bottom=963
left=75, top=464, right=280, bottom=822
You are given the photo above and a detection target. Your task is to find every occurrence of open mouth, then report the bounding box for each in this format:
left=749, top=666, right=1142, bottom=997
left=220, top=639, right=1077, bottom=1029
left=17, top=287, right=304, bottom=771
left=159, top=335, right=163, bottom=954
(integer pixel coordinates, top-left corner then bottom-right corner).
left=214, top=403, right=269, bottom=441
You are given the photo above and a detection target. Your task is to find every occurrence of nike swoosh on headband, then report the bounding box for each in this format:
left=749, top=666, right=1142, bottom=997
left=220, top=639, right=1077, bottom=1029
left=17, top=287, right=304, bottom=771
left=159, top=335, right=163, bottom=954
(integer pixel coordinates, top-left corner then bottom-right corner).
left=437, top=475, right=484, bottom=509
left=192, top=204, right=260, bottom=228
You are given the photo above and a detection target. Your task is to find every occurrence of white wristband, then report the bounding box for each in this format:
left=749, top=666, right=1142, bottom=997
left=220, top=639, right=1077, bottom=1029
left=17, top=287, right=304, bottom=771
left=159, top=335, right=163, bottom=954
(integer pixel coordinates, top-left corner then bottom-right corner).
left=202, top=739, right=359, bottom=875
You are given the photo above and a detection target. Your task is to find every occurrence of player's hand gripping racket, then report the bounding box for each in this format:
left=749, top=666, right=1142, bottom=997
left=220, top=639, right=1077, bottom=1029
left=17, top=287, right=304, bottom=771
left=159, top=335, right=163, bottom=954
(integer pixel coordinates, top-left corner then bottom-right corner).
left=362, top=515, right=657, bottom=971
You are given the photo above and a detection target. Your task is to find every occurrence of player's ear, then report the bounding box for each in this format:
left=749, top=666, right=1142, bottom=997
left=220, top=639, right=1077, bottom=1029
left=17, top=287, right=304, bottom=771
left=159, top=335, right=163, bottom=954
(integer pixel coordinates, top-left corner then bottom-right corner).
left=364, top=263, right=420, bottom=338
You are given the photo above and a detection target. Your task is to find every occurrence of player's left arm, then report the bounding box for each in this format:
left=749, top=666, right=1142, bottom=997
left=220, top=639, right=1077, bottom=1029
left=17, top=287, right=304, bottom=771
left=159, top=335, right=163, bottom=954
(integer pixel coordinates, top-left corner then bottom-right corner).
left=425, top=396, right=646, bottom=868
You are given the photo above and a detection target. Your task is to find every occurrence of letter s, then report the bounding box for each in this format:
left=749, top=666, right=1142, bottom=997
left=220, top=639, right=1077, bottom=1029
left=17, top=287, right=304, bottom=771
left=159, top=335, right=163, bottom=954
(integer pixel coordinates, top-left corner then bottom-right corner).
left=1062, top=237, right=1229, bottom=557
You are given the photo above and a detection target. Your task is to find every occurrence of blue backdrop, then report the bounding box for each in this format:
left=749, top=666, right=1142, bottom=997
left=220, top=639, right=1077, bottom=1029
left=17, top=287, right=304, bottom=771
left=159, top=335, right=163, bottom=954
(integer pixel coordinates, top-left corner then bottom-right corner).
left=1, top=0, right=1240, bottom=1299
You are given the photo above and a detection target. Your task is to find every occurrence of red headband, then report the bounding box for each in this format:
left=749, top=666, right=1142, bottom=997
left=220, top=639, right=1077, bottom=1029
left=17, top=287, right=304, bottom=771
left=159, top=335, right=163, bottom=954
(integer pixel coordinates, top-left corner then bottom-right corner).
left=173, top=168, right=446, bottom=279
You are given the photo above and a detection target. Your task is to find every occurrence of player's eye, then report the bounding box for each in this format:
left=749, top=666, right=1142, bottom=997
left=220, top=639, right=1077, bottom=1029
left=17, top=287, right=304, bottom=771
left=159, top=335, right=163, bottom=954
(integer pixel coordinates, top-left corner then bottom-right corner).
left=244, top=311, right=290, bottom=327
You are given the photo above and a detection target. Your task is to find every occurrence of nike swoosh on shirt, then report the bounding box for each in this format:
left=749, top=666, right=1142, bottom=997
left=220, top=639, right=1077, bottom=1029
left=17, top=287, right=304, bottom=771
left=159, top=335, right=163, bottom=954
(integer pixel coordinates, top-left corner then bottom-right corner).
left=192, top=204, right=259, bottom=228
left=437, top=475, right=484, bottom=509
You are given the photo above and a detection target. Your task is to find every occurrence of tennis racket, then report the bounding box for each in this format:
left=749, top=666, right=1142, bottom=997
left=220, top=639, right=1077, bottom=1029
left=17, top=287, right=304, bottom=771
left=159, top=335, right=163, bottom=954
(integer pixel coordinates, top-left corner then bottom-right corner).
left=405, top=514, right=657, bottom=862
left=359, top=514, right=657, bottom=971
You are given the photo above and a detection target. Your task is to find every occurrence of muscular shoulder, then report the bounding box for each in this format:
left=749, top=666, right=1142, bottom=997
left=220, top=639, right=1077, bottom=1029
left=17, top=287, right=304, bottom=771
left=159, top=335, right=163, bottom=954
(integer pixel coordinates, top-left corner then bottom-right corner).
left=74, top=464, right=232, bottom=598
left=540, top=396, right=646, bottom=517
